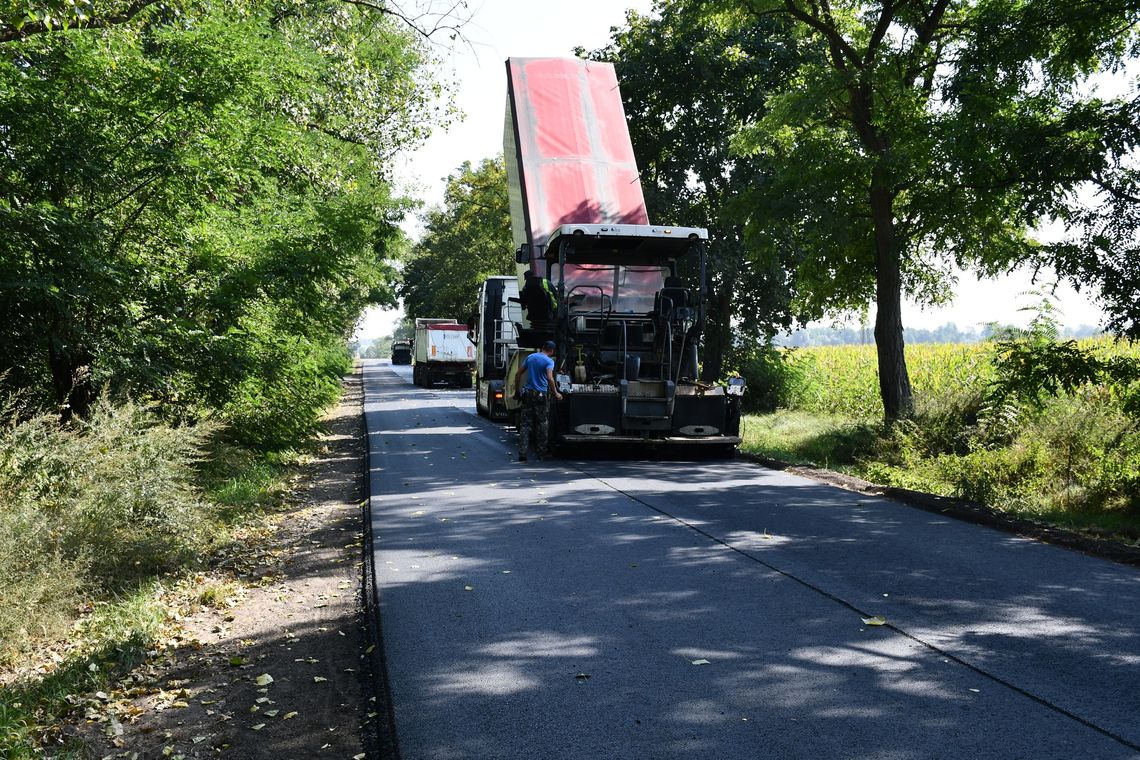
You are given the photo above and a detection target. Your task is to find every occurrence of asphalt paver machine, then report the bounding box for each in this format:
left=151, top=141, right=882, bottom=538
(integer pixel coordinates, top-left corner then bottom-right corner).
left=502, top=57, right=743, bottom=452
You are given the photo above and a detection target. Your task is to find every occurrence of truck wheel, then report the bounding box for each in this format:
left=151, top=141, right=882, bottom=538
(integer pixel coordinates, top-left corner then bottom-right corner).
left=423, top=370, right=433, bottom=387
left=713, top=444, right=738, bottom=460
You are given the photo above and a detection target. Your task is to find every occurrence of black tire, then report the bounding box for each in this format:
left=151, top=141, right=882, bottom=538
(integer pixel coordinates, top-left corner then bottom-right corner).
left=713, top=444, right=738, bottom=460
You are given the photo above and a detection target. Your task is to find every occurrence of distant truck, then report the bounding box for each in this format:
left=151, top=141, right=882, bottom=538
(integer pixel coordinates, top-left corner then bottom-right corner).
left=470, top=276, right=521, bottom=418
left=390, top=340, right=412, bottom=365
left=412, top=318, right=475, bottom=388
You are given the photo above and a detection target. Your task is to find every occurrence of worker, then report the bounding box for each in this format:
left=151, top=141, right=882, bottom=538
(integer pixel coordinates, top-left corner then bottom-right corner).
left=520, top=270, right=557, bottom=324
left=514, top=340, right=563, bottom=461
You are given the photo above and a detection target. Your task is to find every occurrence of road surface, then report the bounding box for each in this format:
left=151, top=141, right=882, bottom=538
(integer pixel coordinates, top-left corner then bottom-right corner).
left=364, top=359, right=1140, bottom=760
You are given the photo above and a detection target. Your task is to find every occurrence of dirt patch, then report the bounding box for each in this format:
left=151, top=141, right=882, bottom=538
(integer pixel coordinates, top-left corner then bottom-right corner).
left=75, top=371, right=381, bottom=758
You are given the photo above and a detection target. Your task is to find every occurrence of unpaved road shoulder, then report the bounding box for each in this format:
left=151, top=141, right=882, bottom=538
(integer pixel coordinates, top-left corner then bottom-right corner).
left=79, top=372, right=376, bottom=758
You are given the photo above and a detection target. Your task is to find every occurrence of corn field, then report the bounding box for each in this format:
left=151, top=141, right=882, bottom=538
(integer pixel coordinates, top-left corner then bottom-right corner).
left=781, top=337, right=1140, bottom=418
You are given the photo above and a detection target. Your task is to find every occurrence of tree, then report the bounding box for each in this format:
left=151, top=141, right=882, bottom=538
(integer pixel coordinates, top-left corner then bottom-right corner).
left=399, top=157, right=513, bottom=321
left=584, top=1, right=812, bottom=380
left=736, top=0, right=1140, bottom=419
left=0, top=0, right=445, bottom=430
left=0, top=0, right=472, bottom=43
left=363, top=336, right=393, bottom=358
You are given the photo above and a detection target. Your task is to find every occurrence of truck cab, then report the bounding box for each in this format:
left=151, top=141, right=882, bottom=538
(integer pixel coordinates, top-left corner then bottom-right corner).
left=391, top=340, right=412, bottom=366
left=471, top=276, right=521, bottom=418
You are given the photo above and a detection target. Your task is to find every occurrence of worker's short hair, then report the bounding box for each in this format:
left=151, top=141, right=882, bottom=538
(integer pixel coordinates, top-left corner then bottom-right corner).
left=542, top=340, right=556, bottom=352
left=523, top=270, right=534, bottom=278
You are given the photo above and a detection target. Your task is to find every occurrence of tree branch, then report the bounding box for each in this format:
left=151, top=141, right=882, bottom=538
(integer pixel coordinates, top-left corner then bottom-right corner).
left=337, top=0, right=471, bottom=43
left=865, top=1, right=895, bottom=65
left=782, top=0, right=861, bottom=72
left=0, top=0, right=158, bottom=43
left=904, top=0, right=952, bottom=83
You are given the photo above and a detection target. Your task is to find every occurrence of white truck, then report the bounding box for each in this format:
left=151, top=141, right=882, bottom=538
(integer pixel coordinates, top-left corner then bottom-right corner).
left=412, top=318, right=475, bottom=388
left=470, top=276, right=522, bottom=418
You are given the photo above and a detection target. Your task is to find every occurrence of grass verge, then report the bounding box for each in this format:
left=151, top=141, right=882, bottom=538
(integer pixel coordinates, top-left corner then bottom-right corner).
left=741, top=408, right=1140, bottom=545
left=0, top=402, right=307, bottom=757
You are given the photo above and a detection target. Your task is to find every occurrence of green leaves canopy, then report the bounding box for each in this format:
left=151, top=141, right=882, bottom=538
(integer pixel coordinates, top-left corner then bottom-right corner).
left=729, top=0, right=1140, bottom=417
left=399, top=157, right=513, bottom=322
left=0, top=0, right=445, bottom=441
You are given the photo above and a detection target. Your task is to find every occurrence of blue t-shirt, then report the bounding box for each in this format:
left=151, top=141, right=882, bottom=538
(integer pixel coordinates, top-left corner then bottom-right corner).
left=523, top=352, right=555, bottom=393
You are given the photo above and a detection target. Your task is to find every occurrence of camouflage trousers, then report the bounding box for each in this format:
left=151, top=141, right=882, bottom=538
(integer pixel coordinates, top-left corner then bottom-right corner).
left=518, top=390, right=551, bottom=457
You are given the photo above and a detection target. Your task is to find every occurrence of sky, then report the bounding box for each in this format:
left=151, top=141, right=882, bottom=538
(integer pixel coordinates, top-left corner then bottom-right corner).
left=356, top=0, right=1114, bottom=342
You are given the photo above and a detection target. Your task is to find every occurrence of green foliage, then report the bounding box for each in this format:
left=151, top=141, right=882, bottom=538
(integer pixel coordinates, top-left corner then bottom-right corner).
left=743, top=410, right=880, bottom=469
left=400, top=157, right=513, bottom=321
left=0, top=397, right=301, bottom=752
left=758, top=342, right=993, bottom=419
left=0, top=400, right=210, bottom=663
left=220, top=336, right=351, bottom=449
left=988, top=302, right=1140, bottom=410
left=0, top=0, right=441, bottom=439
left=585, top=1, right=812, bottom=379
left=731, top=0, right=1140, bottom=417
left=363, top=336, right=394, bottom=359
left=744, top=335, right=1140, bottom=536
left=0, top=586, right=168, bottom=757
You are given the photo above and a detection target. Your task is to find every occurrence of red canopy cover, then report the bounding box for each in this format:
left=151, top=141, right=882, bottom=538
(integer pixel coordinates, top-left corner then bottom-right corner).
left=504, top=57, right=650, bottom=264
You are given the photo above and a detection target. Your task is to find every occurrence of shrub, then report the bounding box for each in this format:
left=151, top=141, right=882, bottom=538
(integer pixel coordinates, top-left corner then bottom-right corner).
left=0, top=401, right=212, bottom=663
left=734, top=344, right=809, bottom=413
left=222, top=338, right=351, bottom=450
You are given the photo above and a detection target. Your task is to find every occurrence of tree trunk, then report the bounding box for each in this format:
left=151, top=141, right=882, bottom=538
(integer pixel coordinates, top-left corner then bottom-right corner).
left=47, top=326, right=95, bottom=422
left=869, top=169, right=914, bottom=421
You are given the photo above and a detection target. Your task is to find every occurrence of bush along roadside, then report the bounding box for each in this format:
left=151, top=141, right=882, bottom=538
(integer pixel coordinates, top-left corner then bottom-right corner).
left=738, top=324, right=1140, bottom=545
left=0, top=395, right=319, bottom=756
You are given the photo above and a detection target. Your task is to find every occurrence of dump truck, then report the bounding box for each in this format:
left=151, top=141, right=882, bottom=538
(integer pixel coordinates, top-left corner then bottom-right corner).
left=390, top=339, right=412, bottom=365
left=470, top=276, right=521, bottom=419
left=501, top=57, right=743, bottom=453
left=412, top=318, right=475, bottom=388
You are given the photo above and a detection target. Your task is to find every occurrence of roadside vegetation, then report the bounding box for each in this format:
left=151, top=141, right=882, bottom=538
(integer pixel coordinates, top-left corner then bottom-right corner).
left=0, top=397, right=315, bottom=756
left=0, top=0, right=454, bottom=753
left=738, top=308, right=1140, bottom=542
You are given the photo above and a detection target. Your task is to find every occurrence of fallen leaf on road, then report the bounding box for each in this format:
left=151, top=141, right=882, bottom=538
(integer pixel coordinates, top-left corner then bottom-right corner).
left=255, top=674, right=274, bottom=686
left=691, top=659, right=711, bottom=666
left=264, top=710, right=279, bottom=717
left=574, top=673, right=590, bottom=681
left=464, top=585, right=473, bottom=591
left=313, top=676, right=328, bottom=683
left=861, top=616, right=887, bottom=626
left=283, top=711, right=298, bottom=720
left=250, top=723, right=265, bottom=731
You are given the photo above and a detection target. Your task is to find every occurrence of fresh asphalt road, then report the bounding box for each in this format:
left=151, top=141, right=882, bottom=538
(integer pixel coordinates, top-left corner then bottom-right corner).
left=363, top=359, right=1140, bottom=760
